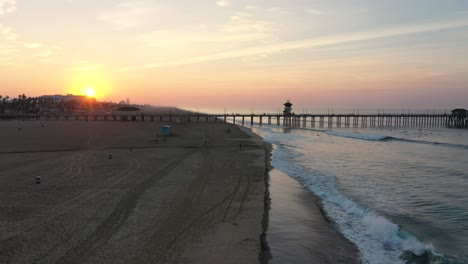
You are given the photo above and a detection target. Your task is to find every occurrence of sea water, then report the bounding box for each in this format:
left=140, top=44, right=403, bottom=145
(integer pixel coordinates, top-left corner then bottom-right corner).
left=249, top=123, right=468, bottom=264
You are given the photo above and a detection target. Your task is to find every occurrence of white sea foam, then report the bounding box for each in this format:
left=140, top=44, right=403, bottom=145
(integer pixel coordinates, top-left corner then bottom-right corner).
left=257, top=127, right=440, bottom=264
left=327, top=130, right=391, bottom=141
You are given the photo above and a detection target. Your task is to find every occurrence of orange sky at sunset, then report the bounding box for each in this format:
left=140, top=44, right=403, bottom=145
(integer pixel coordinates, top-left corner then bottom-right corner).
left=1, top=1, right=468, bottom=113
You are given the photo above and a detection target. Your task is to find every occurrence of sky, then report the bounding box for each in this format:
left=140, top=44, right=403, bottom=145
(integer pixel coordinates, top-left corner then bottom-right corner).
left=1, top=0, right=468, bottom=113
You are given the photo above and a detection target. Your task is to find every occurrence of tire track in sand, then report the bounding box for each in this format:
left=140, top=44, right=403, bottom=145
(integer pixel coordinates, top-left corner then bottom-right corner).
left=55, top=149, right=197, bottom=264
left=133, top=149, right=253, bottom=264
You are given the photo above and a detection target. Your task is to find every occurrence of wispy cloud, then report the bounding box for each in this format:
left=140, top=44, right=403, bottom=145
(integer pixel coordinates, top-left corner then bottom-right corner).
left=138, top=30, right=272, bottom=47
left=224, top=12, right=274, bottom=35
left=98, top=2, right=153, bottom=29
left=306, top=9, right=326, bottom=15
left=137, top=12, right=276, bottom=47
left=24, top=43, right=42, bottom=49
left=71, top=61, right=107, bottom=72
left=0, top=0, right=16, bottom=16
left=0, top=24, right=17, bottom=40
left=267, top=6, right=288, bottom=15
left=0, top=43, right=17, bottom=55
left=38, top=50, right=52, bottom=57
left=216, top=1, right=231, bottom=8
left=1, top=1, right=59, bottom=56
left=116, top=18, right=468, bottom=71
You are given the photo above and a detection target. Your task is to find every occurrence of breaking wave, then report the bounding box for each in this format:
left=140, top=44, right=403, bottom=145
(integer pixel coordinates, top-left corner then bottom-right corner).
left=264, top=133, right=459, bottom=264
left=326, top=130, right=468, bottom=150
left=327, top=130, right=392, bottom=141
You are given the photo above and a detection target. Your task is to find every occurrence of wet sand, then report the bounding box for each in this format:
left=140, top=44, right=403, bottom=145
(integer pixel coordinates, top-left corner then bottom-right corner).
left=0, top=120, right=268, bottom=264
left=267, top=169, right=361, bottom=264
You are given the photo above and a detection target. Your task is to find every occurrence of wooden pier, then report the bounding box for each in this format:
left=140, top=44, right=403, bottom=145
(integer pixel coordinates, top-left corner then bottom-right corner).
left=1, top=113, right=467, bottom=128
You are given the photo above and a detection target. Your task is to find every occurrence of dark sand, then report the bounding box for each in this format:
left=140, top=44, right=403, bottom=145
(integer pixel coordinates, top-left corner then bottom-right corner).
left=267, top=169, right=361, bottom=263
left=0, top=120, right=268, bottom=264
left=0, top=119, right=361, bottom=264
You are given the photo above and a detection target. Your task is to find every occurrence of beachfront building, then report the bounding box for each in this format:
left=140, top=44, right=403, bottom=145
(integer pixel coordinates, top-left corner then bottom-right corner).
left=41, top=94, right=86, bottom=103
left=448, top=108, right=468, bottom=128
left=451, top=108, right=468, bottom=116
left=116, top=106, right=141, bottom=121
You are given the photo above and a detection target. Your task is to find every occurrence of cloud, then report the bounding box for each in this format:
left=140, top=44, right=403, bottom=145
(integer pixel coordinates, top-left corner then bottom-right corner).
left=245, top=5, right=256, bottom=10
left=0, top=43, right=17, bottom=55
left=116, top=18, right=468, bottom=72
left=137, top=12, right=276, bottom=47
left=0, top=0, right=16, bottom=16
left=224, top=12, right=274, bottom=35
left=98, top=2, right=153, bottom=29
left=71, top=61, right=107, bottom=72
left=267, top=6, right=288, bottom=15
left=38, top=50, right=52, bottom=57
left=24, top=43, right=42, bottom=49
left=0, top=24, right=17, bottom=40
left=306, top=9, right=326, bottom=15
left=216, top=1, right=230, bottom=7
left=138, top=30, right=272, bottom=47
left=0, top=2, right=60, bottom=65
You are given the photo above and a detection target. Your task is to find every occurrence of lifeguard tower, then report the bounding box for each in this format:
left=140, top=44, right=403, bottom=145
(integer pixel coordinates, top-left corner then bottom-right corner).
left=283, top=100, right=293, bottom=126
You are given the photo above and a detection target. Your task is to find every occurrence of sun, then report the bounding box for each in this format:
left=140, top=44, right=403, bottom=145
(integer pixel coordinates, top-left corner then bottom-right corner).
left=83, top=86, right=96, bottom=97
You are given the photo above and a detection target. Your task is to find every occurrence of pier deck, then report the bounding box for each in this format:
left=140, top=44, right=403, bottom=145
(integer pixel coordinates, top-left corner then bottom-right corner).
left=1, top=113, right=466, bottom=128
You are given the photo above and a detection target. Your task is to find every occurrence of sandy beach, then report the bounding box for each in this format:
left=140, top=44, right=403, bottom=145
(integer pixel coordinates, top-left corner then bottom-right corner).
left=0, top=120, right=268, bottom=264
left=0, top=119, right=363, bottom=264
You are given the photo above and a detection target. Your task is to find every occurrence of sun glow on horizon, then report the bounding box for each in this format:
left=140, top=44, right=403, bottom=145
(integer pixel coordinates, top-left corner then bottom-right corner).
left=83, top=86, right=97, bottom=98
left=67, top=73, right=113, bottom=100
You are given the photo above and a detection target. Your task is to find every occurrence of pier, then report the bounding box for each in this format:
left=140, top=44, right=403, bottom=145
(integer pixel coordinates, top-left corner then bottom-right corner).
left=1, top=112, right=467, bottom=128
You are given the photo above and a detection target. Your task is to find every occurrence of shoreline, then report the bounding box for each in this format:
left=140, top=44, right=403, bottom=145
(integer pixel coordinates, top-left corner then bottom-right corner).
left=238, top=125, right=273, bottom=263
left=240, top=125, right=362, bottom=263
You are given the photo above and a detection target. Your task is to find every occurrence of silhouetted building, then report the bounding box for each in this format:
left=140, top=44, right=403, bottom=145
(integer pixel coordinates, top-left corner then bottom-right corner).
left=451, top=109, right=468, bottom=116
left=116, top=106, right=140, bottom=112
left=41, top=94, right=86, bottom=102
left=448, top=108, right=468, bottom=128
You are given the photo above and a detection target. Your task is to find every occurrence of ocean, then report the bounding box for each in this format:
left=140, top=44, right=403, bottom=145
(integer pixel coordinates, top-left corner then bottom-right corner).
left=246, top=121, right=468, bottom=264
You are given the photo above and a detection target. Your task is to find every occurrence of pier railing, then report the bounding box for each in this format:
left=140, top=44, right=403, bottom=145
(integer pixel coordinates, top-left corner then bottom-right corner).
left=1, top=113, right=467, bottom=128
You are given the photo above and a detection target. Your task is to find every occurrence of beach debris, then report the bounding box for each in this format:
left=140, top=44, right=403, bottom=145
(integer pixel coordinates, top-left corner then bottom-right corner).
left=35, top=176, right=41, bottom=184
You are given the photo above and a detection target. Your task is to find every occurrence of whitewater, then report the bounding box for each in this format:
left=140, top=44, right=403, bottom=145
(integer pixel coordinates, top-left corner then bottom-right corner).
left=249, top=124, right=468, bottom=264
